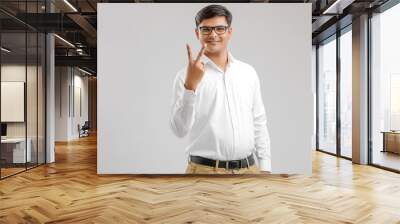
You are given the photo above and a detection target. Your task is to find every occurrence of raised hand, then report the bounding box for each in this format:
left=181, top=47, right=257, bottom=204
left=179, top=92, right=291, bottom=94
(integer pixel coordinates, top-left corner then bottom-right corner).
left=184, top=43, right=207, bottom=91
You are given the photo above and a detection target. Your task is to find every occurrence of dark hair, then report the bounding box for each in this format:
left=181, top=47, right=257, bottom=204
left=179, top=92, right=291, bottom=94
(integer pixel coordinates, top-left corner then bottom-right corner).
left=195, top=5, right=232, bottom=27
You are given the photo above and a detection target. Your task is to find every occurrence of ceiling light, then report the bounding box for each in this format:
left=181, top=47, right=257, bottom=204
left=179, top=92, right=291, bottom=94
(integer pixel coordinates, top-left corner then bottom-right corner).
left=63, top=0, right=78, bottom=12
left=1, top=47, right=11, bottom=53
left=322, top=0, right=343, bottom=14
left=322, top=0, right=355, bottom=14
left=78, top=67, right=93, bottom=76
left=54, top=34, right=75, bottom=48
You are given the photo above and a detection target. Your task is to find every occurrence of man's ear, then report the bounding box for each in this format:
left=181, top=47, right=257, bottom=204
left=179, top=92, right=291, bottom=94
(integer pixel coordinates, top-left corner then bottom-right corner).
left=226, top=27, right=233, bottom=40
left=195, top=28, right=199, bottom=40
left=228, top=27, right=233, bottom=35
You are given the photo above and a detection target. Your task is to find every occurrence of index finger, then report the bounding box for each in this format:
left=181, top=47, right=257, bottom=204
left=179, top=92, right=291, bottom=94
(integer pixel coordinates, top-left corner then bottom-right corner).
left=186, top=44, right=193, bottom=62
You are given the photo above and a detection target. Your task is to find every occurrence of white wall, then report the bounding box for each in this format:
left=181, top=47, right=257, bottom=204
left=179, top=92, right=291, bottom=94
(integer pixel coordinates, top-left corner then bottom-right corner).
left=98, top=3, right=313, bottom=174
left=71, top=73, right=89, bottom=138
left=55, top=67, right=69, bottom=141
left=55, top=67, right=89, bottom=141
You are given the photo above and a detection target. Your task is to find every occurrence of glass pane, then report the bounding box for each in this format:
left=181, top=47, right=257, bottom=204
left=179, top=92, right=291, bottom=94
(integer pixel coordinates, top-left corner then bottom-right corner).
left=27, top=31, right=38, bottom=169
left=340, top=29, right=352, bottom=158
left=1, top=32, right=27, bottom=178
left=371, top=4, right=400, bottom=171
left=318, top=37, right=337, bottom=154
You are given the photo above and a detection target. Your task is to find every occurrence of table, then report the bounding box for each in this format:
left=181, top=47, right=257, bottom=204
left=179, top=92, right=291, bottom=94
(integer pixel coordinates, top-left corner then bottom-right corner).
left=381, top=131, right=400, bottom=154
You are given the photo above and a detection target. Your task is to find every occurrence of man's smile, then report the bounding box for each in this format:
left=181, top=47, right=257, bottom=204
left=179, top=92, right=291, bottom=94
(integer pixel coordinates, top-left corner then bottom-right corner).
left=206, top=41, right=221, bottom=45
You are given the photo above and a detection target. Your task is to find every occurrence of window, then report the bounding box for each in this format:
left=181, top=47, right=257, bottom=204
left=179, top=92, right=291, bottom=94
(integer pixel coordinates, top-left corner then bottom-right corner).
left=371, top=3, right=400, bottom=171
left=318, top=36, right=337, bottom=154
left=339, top=28, right=352, bottom=158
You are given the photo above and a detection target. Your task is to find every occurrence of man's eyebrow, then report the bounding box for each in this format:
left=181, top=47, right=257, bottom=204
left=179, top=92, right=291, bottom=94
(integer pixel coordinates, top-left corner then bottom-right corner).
left=200, top=24, right=228, bottom=27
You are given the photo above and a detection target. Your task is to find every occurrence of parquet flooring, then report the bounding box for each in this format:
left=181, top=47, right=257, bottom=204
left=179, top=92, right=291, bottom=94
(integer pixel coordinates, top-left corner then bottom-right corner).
left=1, top=167, right=26, bottom=178
left=1, top=134, right=400, bottom=223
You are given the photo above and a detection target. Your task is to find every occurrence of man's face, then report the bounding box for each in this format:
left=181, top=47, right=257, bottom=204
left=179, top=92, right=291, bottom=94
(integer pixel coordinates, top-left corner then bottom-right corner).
left=195, top=16, right=232, bottom=54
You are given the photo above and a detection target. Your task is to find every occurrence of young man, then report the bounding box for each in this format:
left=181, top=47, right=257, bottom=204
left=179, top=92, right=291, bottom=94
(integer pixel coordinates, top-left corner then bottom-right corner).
left=170, top=5, right=271, bottom=174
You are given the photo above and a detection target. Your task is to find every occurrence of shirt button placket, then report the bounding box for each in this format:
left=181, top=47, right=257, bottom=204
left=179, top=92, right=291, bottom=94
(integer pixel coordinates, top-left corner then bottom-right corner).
left=223, top=71, right=235, bottom=160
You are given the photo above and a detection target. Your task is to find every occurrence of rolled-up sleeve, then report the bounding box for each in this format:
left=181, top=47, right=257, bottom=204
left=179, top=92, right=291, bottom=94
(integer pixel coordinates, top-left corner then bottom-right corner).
left=169, top=70, right=197, bottom=138
left=252, top=71, right=271, bottom=171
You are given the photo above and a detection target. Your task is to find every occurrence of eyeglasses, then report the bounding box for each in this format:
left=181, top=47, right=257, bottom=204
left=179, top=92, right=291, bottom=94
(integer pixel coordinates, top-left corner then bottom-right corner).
left=198, top=26, right=229, bottom=35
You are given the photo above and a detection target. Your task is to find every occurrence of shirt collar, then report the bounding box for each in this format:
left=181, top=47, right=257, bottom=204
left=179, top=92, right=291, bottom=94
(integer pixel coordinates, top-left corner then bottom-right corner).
left=200, top=51, right=236, bottom=67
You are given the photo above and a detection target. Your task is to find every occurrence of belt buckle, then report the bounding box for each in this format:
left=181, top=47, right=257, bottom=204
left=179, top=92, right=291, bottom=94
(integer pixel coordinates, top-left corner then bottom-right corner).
left=227, top=160, right=240, bottom=170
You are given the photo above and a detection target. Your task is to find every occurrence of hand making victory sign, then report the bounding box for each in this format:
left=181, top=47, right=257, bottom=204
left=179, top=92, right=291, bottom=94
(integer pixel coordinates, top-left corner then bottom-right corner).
left=184, top=43, right=207, bottom=91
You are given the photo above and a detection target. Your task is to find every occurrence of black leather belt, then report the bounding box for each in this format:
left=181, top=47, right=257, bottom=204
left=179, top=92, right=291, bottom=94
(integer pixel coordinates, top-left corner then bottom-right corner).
left=189, top=154, right=255, bottom=170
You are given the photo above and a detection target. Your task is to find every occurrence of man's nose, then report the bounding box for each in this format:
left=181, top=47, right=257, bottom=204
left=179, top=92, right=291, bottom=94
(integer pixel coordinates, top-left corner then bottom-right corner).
left=209, top=29, right=218, bottom=37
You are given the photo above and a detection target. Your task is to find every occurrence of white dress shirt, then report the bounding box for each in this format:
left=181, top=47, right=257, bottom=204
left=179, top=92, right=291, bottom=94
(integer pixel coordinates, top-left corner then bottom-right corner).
left=170, top=52, right=271, bottom=171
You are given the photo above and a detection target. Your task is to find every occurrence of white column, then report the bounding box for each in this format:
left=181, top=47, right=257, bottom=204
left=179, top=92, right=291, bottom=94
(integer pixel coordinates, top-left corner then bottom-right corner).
left=46, top=32, right=55, bottom=163
left=45, top=0, right=55, bottom=163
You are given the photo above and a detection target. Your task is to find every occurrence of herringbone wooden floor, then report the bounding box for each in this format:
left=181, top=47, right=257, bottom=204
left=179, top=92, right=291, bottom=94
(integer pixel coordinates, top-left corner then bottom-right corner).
left=1, top=134, right=400, bottom=224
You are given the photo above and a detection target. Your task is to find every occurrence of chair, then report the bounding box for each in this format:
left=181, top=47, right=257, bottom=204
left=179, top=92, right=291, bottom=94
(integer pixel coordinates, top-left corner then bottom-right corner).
left=79, top=121, right=90, bottom=138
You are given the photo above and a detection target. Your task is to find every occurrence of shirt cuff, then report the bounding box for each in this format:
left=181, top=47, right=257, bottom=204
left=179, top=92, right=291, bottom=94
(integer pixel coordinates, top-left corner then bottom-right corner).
left=258, top=158, right=271, bottom=171
left=182, top=88, right=196, bottom=105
